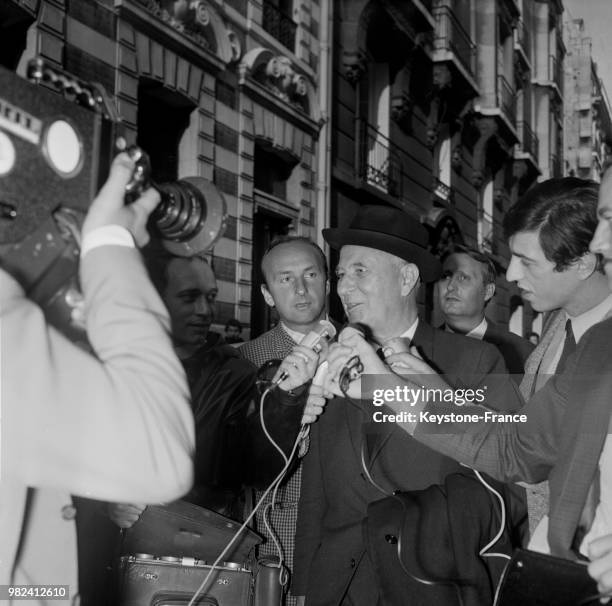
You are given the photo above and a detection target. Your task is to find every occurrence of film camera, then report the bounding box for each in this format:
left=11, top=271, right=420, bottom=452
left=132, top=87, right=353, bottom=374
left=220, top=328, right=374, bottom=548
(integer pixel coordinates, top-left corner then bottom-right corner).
left=0, top=59, right=226, bottom=339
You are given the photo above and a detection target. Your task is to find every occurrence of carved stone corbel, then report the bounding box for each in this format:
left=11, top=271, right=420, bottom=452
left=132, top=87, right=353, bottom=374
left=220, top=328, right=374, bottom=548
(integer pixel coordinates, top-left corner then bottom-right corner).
left=471, top=118, right=498, bottom=188
left=343, top=50, right=367, bottom=85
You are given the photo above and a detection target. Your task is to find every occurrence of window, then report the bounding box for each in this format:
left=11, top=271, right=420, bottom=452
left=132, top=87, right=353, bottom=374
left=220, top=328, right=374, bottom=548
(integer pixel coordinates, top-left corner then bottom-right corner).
left=137, top=82, right=195, bottom=182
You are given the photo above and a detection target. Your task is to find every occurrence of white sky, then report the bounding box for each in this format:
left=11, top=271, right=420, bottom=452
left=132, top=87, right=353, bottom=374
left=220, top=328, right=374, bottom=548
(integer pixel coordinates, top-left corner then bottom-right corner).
left=563, top=0, right=612, bottom=98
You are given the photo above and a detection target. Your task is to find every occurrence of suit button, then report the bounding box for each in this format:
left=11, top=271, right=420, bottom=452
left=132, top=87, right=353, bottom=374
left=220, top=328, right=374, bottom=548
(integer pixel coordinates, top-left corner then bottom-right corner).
left=350, top=558, right=356, bottom=568
left=61, top=504, right=77, bottom=520
left=385, top=534, right=398, bottom=544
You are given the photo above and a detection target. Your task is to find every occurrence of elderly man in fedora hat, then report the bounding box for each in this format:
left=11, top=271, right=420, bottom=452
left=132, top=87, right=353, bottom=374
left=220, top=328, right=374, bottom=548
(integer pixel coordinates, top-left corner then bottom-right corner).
left=292, top=206, right=523, bottom=606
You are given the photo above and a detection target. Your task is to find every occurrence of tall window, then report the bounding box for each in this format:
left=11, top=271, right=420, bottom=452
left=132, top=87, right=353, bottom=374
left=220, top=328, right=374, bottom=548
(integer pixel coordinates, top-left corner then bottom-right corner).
left=137, top=83, right=194, bottom=182
left=478, top=180, right=494, bottom=253
left=366, top=62, right=391, bottom=193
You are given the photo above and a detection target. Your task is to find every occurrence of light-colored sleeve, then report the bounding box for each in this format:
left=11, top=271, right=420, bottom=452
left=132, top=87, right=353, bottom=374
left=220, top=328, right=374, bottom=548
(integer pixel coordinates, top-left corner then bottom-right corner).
left=1, top=245, right=194, bottom=503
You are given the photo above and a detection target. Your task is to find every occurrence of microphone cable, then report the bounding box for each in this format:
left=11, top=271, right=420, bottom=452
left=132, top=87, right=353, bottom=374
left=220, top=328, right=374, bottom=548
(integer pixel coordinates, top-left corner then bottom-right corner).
left=186, top=386, right=306, bottom=606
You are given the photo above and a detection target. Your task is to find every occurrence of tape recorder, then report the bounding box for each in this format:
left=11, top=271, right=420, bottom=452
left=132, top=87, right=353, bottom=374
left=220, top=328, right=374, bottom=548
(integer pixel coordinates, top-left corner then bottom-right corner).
left=0, top=59, right=226, bottom=339
left=115, top=502, right=283, bottom=606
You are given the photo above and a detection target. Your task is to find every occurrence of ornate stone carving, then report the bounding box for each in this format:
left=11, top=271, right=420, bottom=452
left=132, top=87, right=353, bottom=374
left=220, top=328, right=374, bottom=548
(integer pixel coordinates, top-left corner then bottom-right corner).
left=391, top=92, right=413, bottom=127
left=342, top=51, right=366, bottom=85
left=241, top=48, right=311, bottom=109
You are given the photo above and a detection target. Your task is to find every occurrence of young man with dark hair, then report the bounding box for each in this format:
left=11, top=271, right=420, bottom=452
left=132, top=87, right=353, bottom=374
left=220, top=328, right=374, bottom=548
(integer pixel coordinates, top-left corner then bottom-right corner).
left=438, top=244, right=533, bottom=379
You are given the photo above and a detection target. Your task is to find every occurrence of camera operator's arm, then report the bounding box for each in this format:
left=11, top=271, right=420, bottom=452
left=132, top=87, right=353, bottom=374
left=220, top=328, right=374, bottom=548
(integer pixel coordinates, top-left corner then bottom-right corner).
left=2, top=154, right=194, bottom=504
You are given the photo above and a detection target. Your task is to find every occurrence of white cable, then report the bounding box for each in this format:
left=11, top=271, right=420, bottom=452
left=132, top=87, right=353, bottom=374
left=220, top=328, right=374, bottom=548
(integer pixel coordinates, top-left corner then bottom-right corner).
left=472, top=469, right=512, bottom=562
left=186, top=387, right=305, bottom=606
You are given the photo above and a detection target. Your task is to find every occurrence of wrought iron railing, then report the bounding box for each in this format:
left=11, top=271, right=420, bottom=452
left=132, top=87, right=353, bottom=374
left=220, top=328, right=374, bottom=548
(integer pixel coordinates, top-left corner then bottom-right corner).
left=497, top=75, right=516, bottom=128
left=432, top=177, right=453, bottom=204
left=356, top=118, right=402, bottom=197
left=517, top=120, right=539, bottom=160
left=433, top=5, right=476, bottom=78
left=262, top=0, right=297, bottom=52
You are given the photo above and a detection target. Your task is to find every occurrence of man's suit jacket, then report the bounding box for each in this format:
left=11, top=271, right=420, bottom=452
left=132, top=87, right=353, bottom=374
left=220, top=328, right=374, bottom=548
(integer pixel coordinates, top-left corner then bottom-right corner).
left=0, top=246, right=194, bottom=597
left=239, top=324, right=303, bottom=606
left=239, top=323, right=297, bottom=368
left=293, top=321, right=518, bottom=606
left=483, top=321, right=534, bottom=380
left=411, top=316, right=612, bottom=560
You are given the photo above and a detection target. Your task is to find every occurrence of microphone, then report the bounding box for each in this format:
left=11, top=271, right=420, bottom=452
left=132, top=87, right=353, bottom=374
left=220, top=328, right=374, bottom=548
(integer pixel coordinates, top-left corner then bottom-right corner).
left=273, top=320, right=337, bottom=386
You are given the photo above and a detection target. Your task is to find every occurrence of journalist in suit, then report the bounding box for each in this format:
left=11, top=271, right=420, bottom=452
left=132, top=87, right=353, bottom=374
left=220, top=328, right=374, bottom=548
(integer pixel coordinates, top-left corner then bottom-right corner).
left=437, top=244, right=534, bottom=380
left=0, top=154, right=194, bottom=601
left=292, top=207, right=521, bottom=606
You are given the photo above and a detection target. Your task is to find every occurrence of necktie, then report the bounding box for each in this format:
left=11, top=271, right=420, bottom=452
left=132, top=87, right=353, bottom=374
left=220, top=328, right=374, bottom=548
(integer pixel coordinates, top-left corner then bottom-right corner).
left=555, top=319, right=576, bottom=374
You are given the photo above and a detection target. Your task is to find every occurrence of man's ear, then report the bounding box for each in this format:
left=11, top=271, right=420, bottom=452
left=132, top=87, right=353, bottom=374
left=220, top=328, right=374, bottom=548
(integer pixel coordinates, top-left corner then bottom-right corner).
left=326, top=278, right=330, bottom=296
left=484, top=282, right=496, bottom=303
left=576, top=252, right=598, bottom=279
left=261, top=283, right=275, bottom=307
left=400, top=263, right=420, bottom=296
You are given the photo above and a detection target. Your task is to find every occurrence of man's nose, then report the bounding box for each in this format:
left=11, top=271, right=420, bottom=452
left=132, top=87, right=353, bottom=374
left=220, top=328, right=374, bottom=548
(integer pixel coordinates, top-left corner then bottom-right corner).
left=337, top=274, right=352, bottom=296
left=445, top=275, right=458, bottom=291
left=506, top=256, right=521, bottom=282
left=194, top=296, right=211, bottom=316
left=295, top=277, right=307, bottom=295
left=590, top=220, right=610, bottom=255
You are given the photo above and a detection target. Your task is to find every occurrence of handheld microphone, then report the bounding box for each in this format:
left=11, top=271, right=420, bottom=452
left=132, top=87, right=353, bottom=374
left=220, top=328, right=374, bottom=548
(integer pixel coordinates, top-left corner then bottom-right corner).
left=273, top=320, right=336, bottom=386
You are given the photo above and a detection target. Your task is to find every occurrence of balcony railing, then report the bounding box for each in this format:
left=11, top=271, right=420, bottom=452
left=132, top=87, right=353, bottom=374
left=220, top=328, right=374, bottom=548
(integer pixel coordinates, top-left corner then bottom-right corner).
left=549, top=55, right=563, bottom=93
left=497, top=75, right=516, bottom=128
left=514, top=19, right=531, bottom=63
left=478, top=208, right=495, bottom=255
left=517, top=120, right=539, bottom=160
left=432, top=177, right=453, bottom=204
left=433, top=5, right=476, bottom=79
left=550, top=154, right=563, bottom=178
left=356, top=118, right=402, bottom=197
left=262, top=0, right=297, bottom=52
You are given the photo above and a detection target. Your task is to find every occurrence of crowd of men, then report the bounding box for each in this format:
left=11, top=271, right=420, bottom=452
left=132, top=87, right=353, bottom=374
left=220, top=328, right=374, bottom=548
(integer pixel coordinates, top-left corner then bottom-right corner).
left=3, top=156, right=612, bottom=605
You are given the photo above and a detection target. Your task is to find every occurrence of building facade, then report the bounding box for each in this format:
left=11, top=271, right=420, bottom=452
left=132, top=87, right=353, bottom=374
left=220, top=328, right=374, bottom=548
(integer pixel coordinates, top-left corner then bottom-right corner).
left=328, top=0, right=566, bottom=332
left=1, top=0, right=327, bottom=337
left=563, top=17, right=612, bottom=182
left=5, top=0, right=599, bottom=336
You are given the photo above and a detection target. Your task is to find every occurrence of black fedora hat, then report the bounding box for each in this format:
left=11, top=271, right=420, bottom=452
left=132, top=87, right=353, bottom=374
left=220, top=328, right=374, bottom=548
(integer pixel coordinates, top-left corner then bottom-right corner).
left=323, top=205, right=441, bottom=282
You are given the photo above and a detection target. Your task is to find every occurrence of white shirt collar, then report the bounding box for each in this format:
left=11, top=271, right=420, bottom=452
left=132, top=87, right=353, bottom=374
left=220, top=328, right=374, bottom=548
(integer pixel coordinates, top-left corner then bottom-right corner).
left=568, top=293, right=612, bottom=343
left=398, top=317, right=419, bottom=342
left=445, top=317, right=488, bottom=340
left=466, top=317, right=488, bottom=340
left=280, top=317, right=330, bottom=345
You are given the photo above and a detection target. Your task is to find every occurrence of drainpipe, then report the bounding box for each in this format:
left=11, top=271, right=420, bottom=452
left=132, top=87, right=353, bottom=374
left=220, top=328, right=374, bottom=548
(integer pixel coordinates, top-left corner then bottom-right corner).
left=315, top=0, right=332, bottom=251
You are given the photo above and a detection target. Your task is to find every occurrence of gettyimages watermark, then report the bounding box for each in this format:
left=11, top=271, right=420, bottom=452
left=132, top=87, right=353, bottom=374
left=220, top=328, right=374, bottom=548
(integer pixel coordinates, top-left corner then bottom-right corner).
left=361, top=374, right=536, bottom=429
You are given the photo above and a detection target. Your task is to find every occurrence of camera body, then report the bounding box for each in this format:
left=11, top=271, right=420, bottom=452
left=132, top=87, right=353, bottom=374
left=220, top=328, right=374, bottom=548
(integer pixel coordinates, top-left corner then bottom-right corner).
left=0, top=61, right=115, bottom=283
left=0, top=61, right=226, bottom=340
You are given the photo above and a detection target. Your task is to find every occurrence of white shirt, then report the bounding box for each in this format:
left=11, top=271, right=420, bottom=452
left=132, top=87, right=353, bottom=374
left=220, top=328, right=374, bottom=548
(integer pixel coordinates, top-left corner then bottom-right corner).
left=529, top=293, right=612, bottom=555
left=445, top=317, right=488, bottom=340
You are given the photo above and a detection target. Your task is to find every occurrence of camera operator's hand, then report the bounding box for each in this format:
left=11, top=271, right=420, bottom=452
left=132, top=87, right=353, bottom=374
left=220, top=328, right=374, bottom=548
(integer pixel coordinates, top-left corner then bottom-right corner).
left=82, top=152, right=160, bottom=247
left=107, top=502, right=146, bottom=529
